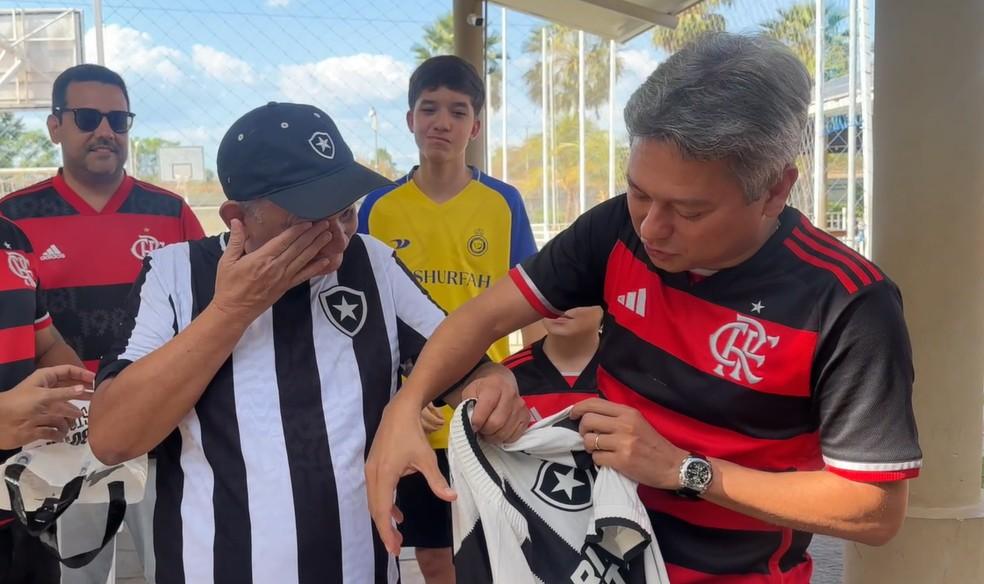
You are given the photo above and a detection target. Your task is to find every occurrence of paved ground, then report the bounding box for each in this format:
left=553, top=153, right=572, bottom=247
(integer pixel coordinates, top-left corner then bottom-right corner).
left=810, top=535, right=845, bottom=583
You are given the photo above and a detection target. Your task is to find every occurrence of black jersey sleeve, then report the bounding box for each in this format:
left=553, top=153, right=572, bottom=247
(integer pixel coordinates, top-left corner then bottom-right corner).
left=96, top=252, right=179, bottom=386
left=510, top=196, right=627, bottom=317
left=33, top=262, right=48, bottom=325
left=813, top=279, right=922, bottom=482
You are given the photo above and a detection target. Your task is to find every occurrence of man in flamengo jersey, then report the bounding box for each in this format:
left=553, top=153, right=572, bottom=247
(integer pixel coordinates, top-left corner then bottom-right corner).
left=0, top=65, right=205, bottom=373
left=366, top=33, right=922, bottom=584
left=0, top=215, right=93, bottom=584
left=504, top=306, right=603, bottom=423
left=0, top=64, right=204, bottom=584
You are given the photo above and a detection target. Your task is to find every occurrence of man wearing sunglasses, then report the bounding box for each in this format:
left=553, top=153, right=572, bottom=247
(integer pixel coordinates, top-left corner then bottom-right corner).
left=0, top=64, right=205, bottom=584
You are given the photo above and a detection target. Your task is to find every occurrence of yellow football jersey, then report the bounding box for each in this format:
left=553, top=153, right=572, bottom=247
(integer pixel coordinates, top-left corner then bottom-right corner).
left=359, top=166, right=537, bottom=448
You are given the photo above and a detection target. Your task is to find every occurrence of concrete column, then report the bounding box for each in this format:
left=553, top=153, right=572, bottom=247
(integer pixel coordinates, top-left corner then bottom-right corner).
left=845, top=2, right=984, bottom=582
left=453, top=0, right=486, bottom=171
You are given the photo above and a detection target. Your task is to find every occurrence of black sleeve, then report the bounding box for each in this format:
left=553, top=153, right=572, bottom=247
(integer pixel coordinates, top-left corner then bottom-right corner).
left=96, top=255, right=177, bottom=386
left=33, top=264, right=48, bottom=324
left=511, top=196, right=626, bottom=316
left=814, top=280, right=922, bottom=482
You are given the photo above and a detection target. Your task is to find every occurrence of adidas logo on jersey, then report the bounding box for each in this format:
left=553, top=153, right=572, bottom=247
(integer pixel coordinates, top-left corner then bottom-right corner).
left=40, top=244, right=66, bottom=261
left=616, top=288, right=647, bottom=317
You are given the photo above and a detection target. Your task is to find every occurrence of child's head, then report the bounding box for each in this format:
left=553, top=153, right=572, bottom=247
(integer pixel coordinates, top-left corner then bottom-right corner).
left=542, top=306, right=604, bottom=338
left=406, top=56, right=485, bottom=163
left=408, top=55, right=485, bottom=114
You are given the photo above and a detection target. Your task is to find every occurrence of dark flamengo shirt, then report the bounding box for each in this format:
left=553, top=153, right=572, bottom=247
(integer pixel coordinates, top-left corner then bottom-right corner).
left=509, top=195, right=922, bottom=583
left=0, top=173, right=205, bottom=371
left=503, top=338, right=600, bottom=422
left=0, top=216, right=51, bottom=525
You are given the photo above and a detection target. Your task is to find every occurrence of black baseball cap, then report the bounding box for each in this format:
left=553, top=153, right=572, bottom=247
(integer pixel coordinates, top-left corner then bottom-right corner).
left=217, top=102, right=392, bottom=220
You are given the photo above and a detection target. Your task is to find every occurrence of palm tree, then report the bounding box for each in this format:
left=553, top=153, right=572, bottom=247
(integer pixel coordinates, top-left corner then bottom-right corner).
left=411, top=12, right=503, bottom=109
left=411, top=14, right=456, bottom=64
left=761, top=3, right=849, bottom=80
left=651, top=0, right=733, bottom=54
left=521, top=24, right=622, bottom=116
left=493, top=115, right=628, bottom=224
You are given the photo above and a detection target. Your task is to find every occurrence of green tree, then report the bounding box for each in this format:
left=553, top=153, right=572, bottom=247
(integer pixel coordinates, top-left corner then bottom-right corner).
left=0, top=113, right=59, bottom=168
left=411, top=12, right=503, bottom=110
left=373, top=147, right=399, bottom=179
left=761, top=3, right=849, bottom=80
left=356, top=147, right=400, bottom=181
left=495, top=115, right=628, bottom=225
left=651, top=0, right=733, bottom=54
left=131, top=137, right=179, bottom=180
left=522, top=25, right=622, bottom=116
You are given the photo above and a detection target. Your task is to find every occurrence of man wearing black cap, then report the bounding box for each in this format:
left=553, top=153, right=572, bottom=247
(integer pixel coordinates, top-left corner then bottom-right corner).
left=86, top=102, right=528, bottom=584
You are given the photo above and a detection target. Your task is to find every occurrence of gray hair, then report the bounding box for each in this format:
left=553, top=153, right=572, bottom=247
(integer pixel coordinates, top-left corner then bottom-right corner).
left=238, top=199, right=264, bottom=219
left=624, top=32, right=811, bottom=201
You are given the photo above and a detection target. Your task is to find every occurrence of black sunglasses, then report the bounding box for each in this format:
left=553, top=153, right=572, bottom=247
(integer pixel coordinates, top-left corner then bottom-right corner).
left=54, top=107, right=135, bottom=134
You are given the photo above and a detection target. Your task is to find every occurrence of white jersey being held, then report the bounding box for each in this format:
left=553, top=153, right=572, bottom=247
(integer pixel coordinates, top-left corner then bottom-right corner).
left=448, top=400, right=670, bottom=584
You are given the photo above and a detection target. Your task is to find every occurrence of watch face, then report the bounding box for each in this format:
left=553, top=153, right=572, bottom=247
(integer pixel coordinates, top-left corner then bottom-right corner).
left=684, top=459, right=712, bottom=488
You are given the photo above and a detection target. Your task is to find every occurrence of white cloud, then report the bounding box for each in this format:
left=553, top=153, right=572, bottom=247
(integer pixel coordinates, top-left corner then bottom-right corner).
left=85, top=24, right=184, bottom=84
left=618, top=49, right=661, bottom=82
left=278, top=54, right=411, bottom=106
left=266, top=0, right=290, bottom=6
left=191, top=45, right=256, bottom=85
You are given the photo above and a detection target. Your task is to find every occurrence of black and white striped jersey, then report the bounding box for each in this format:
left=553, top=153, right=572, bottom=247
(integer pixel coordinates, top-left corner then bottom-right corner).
left=449, top=401, right=670, bottom=584
left=97, top=233, right=445, bottom=584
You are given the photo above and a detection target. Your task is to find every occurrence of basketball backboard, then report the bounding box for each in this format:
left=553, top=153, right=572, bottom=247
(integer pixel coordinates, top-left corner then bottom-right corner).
left=0, top=9, right=83, bottom=110
left=159, top=146, right=205, bottom=182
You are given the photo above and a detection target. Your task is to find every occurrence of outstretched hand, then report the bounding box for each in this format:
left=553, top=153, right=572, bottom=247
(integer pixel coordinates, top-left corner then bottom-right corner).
left=365, top=395, right=451, bottom=555
left=366, top=363, right=528, bottom=555
left=0, top=365, right=94, bottom=450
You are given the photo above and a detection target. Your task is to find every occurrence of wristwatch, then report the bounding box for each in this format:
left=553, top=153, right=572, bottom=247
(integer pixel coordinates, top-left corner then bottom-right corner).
left=676, top=453, right=713, bottom=498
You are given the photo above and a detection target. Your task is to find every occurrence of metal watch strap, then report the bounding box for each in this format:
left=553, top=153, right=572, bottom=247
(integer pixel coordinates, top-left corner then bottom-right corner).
left=675, top=453, right=710, bottom=499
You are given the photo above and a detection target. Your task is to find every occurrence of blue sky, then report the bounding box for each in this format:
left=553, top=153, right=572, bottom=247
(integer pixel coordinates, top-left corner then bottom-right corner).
left=3, top=0, right=846, bottom=173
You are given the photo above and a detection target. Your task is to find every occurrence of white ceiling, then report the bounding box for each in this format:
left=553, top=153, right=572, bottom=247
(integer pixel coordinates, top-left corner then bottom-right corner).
left=492, top=0, right=706, bottom=43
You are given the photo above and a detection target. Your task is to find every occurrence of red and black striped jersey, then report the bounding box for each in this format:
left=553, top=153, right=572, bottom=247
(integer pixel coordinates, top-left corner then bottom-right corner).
left=509, top=195, right=922, bottom=583
left=0, top=216, right=51, bottom=477
left=0, top=172, right=205, bottom=371
left=503, top=338, right=599, bottom=422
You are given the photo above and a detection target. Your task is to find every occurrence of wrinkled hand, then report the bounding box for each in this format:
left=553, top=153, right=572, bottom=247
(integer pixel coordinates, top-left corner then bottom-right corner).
left=366, top=365, right=528, bottom=556
left=211, top=218, right=347, bottom=325
left=366, top=394, right=448, bottom=555
left=571, top=398, right=687, bottom=490
left=460, top=364, right=528, bottom=444
left=420, top=403, right=445, bottom=434
left=0, top=365, right=94, bottom=450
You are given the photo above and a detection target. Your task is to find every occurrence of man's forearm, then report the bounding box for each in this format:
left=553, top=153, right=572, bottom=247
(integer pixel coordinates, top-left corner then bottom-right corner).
left=401, top=309, right=505, bottom=409
left=89, top=304, right=249, bottom=464
left=441, top=361, right=508, bottom=408
left=398, top=279, right=540, bottom=409
left=36, top=340, right=83, bottom=369
left=703, top=458, right=908, bottom=545
left=35, top=325, right=84, bottom=369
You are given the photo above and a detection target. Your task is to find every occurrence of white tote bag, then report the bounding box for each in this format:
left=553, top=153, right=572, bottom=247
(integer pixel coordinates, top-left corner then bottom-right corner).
left=0, top=400, right=147, bottom=568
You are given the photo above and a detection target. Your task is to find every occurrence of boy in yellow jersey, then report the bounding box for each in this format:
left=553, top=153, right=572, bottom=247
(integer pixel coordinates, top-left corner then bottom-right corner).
left=358, top=55, right=538, bottom=583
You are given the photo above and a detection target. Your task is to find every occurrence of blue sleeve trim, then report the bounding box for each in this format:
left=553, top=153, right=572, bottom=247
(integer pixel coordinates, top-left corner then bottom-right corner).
left=473, top=176, right=538, bottom=266
left=357, top=183, right=399, bottom=235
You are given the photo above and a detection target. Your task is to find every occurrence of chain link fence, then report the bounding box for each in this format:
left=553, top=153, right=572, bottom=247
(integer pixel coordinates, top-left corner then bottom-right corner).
left=0, top=0, right=870, bottom=245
